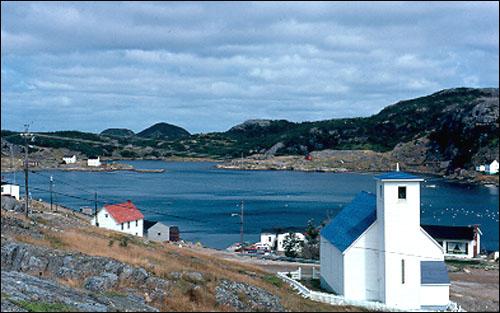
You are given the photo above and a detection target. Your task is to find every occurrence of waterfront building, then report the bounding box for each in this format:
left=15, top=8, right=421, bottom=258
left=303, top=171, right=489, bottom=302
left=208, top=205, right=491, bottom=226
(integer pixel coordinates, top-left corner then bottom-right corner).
left=485, top=160, right=499, bottom=175
left=260, top=227, right=306, bottom=252
left=320, top=171, right=449, bottom=310
left=1, top=181, right=20, bottom=200
left=87, top=156, right=101, bottom=167
left=422, top=224, right=482, bottom=259
left=91, top=200, right=144, bottom=237
left=62, top=155, right=77, bottom=164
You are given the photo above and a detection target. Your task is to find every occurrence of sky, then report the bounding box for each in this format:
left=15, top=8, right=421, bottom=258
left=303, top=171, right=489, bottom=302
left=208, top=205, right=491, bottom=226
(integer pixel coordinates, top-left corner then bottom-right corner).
left=1, top=1, right=499, bottom=134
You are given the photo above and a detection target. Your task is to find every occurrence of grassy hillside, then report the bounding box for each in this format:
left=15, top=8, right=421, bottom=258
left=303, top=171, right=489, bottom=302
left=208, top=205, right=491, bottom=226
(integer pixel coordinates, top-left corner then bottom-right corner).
left=1, top=203, right=363, bottom=312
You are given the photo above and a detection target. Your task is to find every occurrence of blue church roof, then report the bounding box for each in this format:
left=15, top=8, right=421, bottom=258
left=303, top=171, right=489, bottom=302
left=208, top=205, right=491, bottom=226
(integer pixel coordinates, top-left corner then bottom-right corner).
left=421, top=261, right=450, bottom=285
left=320, top=191, right=376, bottom=252
left=375, top=171, right=421, bottom=180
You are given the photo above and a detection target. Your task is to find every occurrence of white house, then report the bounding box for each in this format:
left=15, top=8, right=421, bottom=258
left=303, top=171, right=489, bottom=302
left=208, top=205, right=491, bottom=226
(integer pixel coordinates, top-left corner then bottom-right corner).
left=62, top=155, right=77, bottom=164
left=485, top=160, right=499, bottom=175
left=320, top=171, right=449, bottom=310
left=260, top=227, right=306, bottom=252
left=1, top=181, right=20, bottom=200
left=475, top=165, right=486, bottom=172
left=87, top=156, right=101, bottom=167
left=422, top=224, right=482, bottom=259
left=277, top=232, right=306, bottom=252
left=91, top=200, right=144, bottom=237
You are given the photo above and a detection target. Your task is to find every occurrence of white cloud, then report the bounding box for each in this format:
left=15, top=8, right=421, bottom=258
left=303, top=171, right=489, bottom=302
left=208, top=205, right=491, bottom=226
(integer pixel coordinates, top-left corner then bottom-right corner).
left=1, top=1, right=498, bottom=133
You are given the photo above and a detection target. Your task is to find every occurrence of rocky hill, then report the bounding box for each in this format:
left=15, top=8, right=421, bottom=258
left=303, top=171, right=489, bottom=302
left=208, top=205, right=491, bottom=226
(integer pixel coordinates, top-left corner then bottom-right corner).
left=1, top=198, right=360, bottom=312
left=137, top=123, right=191, bottom=140
left=1, top=88, right=498, bottom=181
left=100, top=128, right=135, bottom=138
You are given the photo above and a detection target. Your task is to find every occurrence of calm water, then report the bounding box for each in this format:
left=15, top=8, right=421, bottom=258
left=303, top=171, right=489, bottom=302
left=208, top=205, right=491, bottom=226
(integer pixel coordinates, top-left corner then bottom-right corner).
left=5, top=160, right=499, bottom=251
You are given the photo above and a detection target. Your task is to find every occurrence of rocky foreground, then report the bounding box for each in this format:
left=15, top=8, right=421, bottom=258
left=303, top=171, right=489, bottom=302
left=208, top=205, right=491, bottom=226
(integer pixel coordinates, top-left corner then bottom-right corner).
left=0, top=197, right=362, bottom=312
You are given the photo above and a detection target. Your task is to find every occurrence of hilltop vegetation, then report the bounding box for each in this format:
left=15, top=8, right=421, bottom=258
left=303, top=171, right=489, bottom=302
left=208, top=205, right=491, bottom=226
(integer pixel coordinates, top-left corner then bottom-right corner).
left=137, top=122, right=191, bottom=140
left=1, top=88, right=498, bottom=176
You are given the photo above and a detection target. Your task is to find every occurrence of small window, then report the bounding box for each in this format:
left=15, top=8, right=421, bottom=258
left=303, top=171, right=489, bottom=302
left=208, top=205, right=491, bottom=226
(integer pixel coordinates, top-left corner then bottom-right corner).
left=127, top=221, right=130, bottom=229
left=398, top=186, right=407, bottom=200
left=121, top=223, right=124, bottom=230
left=268, top=236, right=272, bottom=242
left=379, top=185, right=383, bottom=197
left=105, top=214, right=108, bottom=218
left=136, top=220, right=138, bottom=227
left=135, top=232, right=138, bottom=236
left=401, top=259, right=405, bottom=284
left=158, top=232, right=161, bottom=236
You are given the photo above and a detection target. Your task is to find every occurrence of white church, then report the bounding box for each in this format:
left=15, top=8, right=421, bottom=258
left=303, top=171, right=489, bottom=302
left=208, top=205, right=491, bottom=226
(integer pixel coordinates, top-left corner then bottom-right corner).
left=320, top=171, right=450, bottom=310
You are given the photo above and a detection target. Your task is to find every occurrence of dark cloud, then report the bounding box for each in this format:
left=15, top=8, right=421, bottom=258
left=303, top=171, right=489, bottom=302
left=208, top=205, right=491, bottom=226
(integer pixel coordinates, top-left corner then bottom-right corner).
left=1, top=1, right=498, bottom=133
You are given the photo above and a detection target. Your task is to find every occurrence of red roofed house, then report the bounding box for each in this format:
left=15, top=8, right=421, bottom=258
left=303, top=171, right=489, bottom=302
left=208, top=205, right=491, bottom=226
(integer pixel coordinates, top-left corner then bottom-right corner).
left=91, top=200, right=144, bottom=237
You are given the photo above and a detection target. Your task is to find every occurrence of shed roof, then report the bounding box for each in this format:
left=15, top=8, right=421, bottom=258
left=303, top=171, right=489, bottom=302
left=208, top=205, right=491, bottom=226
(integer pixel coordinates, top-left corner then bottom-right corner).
left=104, top=200, right=144, bottom=224
left=320, top=191, right=376, bottom=252
left=375, top=171, right=421, bottom=180
left=421, top=224, right=478, bottom=241
left=421, top=261, right=450, bottom=285
left=144, top=220, right=169, bottom=231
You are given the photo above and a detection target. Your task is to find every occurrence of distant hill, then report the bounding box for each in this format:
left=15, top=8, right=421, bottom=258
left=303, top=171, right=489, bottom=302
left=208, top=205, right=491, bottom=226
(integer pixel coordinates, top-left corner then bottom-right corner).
left=2, top=88, right=498, bottom=176
left=216, top=88, right=499, bottom=170
left=100, top=128, right=135, bottom=137
left=137, top=122, right=190, bottom=140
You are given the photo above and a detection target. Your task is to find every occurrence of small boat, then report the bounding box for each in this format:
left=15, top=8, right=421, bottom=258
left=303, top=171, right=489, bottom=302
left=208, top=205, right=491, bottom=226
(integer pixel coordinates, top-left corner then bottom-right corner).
left=425, top=184, right=436, bottom=188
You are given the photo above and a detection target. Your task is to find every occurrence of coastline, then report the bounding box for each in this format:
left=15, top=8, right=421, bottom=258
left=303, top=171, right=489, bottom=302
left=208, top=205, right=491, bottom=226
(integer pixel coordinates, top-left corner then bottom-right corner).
left=2, top=155, right=498, bottom=187
left=215, top=156, right=500, bottom=187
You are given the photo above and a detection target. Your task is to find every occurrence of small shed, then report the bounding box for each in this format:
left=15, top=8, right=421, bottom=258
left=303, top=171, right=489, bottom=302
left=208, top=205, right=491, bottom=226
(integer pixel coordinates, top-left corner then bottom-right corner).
left=144, top=220, right=179, bottom=242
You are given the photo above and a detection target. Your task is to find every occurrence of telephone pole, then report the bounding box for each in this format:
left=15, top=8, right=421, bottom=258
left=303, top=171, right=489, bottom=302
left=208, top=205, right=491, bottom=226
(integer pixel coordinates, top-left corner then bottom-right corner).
left=240, top=200, right=244, bottom=246
left=49, top=176, right=54, bottom=211
left=94, top=192, right=99, bottom=227
left=22, top=124, right=30, bottom=217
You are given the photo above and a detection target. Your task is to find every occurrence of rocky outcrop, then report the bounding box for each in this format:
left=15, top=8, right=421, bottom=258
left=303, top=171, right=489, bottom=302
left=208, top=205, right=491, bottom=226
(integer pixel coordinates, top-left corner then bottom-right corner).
left=1, top=271, right=158, bottom=312
left=215, top=279, right=285, bottom=312
left=1, top=241, right=171, bottom=304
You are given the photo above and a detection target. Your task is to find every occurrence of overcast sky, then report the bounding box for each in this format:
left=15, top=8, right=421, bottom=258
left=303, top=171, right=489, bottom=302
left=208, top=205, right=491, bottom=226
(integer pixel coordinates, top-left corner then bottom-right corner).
left=1, top=1, right=498, bottom=134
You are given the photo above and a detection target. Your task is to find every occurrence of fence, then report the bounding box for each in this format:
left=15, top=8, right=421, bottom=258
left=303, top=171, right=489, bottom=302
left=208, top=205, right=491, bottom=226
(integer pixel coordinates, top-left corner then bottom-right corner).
left=276, top=271, right=422, bottom=312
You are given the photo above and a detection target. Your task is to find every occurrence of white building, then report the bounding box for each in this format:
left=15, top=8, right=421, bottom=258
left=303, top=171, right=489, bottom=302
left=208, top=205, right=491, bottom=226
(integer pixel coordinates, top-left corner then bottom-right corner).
left=62, top=155, right=77, bottom=164
left=320, top=172, right=449, bottom=310
left=277, top=232, right=306, bottom=252
left=1, top=181, right=20, bottom=200
left=485, top=160, right=499, bottom=175
left=260, top=227, right=306, bottom=252
left=91, top=200, right=144, bottom=237
left=87, top=156, right=101, bottom=167
left=422, top=224, right=482, bottom=259
left=475, top=165, right=486, bottom=172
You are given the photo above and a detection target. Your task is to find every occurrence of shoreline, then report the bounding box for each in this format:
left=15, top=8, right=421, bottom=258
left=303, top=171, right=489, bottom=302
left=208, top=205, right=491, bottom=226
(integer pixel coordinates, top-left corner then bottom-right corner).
left=215, top=162, right=500, bottom=188
left=2, top=157, right=498, bottom=187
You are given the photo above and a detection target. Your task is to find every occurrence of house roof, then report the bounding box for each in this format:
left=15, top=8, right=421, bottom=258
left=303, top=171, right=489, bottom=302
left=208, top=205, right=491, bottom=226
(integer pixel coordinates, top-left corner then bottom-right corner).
left=104, top=200, right=144, bottom=224
left=421, top=224, right=479, bottom=241
left=375, top=171, right=422, bottom=180
left=421, top=261, right=450, bottom=285
left=320, top=191, right=377, bottom=252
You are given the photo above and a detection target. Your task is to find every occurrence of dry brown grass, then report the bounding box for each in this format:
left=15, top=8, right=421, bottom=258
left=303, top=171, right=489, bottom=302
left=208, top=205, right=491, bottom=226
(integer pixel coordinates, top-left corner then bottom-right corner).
left=5, top=209, right=365, bottom=312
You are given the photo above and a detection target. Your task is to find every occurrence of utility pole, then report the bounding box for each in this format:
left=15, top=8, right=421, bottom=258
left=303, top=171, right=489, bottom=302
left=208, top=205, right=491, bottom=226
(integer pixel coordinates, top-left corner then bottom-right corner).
left=49, top=176, right=54, bottom=211
left=240, top=200, right=244, bottom=246
left=94, top=192, right=99, bottom=227
left=10, top=145, right=16, bottom=184
left=22, top=124, right=30, bottom=217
